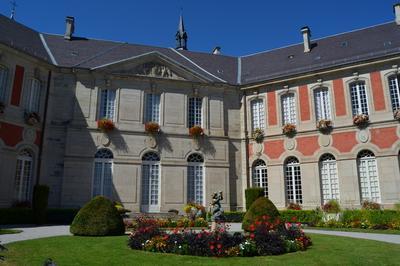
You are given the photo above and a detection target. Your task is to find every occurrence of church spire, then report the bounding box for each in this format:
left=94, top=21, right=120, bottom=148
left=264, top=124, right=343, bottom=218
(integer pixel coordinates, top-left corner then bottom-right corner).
left=176, top=13, right=188, bottom=50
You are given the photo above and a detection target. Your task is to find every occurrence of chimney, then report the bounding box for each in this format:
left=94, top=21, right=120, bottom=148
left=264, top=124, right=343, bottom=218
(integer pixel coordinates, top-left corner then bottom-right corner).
left=212, top=46, right=221, bottom=55
left=64, top=16, right=75, bottom=40
left=394, top=3, right=400, bottom=25
left=301, top=26, right=311, bottom=53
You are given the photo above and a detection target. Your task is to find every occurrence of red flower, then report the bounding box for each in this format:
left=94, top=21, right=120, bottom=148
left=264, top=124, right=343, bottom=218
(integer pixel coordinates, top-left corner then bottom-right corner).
left=249, top=224, right=255, bottom=231
left=210, top=245, right=215, bottom=250
left=217, top=244, right=222, bottom=249
left=291, top=216, right=297, bottom=222
left=250, top=233, right=255, bottom=239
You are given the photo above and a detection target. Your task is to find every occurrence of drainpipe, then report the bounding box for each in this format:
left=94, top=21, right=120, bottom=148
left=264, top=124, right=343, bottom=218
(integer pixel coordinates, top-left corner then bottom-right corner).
left=243, top=92, right=250, bottom=210
left=36, top=70, right=52, bottom=185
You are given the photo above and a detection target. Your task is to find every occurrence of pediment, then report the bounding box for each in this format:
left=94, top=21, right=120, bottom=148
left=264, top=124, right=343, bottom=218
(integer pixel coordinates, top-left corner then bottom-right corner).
left=123, top=61, right=185, bottom=80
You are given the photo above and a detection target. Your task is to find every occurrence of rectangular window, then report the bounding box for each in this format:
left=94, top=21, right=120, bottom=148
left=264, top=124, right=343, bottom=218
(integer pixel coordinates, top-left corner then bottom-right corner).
left=281, top=94, right=297, bottom=125
left=320, top=160, right=340, bottom=203
left=145, top=94, right=160, bottom=123
left=0, top=66, right=8, bottom=102
left=141, top=164, right=160, bottom=206
left=350, top=82, right=369, bottom=115
left=388, top=76, right=400, bottom=111
left=188, top=97, right=202, bottom=127
left=25, top=79, right=41, bottom=113
left=188, top=165, right=204, bottom=205
left=92, top=161, right=113, bottom=199
left=251, top=99, right=265, bottom=130
left=359, top=157, right=381, bottom=203
left=314, top=88, right=332, bottom=121
left=100, top=89, right=116, bottom=120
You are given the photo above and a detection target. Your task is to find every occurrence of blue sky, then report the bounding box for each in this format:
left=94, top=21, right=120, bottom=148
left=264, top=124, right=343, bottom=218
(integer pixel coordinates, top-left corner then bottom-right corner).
left=0, top=0, right=397, bottom=56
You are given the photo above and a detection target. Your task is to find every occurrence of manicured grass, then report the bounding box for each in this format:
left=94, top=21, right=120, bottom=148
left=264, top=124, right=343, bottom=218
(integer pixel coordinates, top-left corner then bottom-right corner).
left=0, top=229, right=22, bottom=235
left=308, top=227, right=400, bottom=235
left=2, top=234, right=400, bottom=265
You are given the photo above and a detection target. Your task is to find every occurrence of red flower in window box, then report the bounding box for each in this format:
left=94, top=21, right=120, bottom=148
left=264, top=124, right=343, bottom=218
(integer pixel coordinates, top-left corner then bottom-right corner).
left=144, top=121, right=161, bottom=135
left=25, top=112, right=40, bottom=126
left=0, top=102, right=5, bottom=114
left=353, top=114, right=369, bottom=127
left=394, top=109, right=400, bottom=121
left=189, top=125, right=204, bottom=138
left=316, top=119, right=333, bottom=131
left=282, top=123, right=296, bottom=135
left=97, top=118, right=115, bottom=132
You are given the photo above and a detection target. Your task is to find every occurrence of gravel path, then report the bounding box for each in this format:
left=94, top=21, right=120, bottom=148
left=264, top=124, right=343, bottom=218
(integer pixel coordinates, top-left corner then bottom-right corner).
left=1, top=224, right=400, bottom=245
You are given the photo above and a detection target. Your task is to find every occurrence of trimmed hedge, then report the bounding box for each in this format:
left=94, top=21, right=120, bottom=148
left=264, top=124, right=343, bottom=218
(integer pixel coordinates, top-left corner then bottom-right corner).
left=242, top=197, right=280, bottom=231
left=245, top=187, right=264, bottom=210
left=224, top=211, right=246, bottom=222
left=70, top=196, right=125, bottom=236
left=340, top=210, right=400, bottom=229
left=0, top=208, right=79, bottom=225
left=279, top=210, right=322, bottom=226
left=32, top=185, right=50, bottom=224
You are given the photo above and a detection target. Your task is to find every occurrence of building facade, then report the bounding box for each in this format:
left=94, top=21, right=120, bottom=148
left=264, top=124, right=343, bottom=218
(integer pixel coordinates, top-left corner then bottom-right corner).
left=0, top=5, right=400, bottom=212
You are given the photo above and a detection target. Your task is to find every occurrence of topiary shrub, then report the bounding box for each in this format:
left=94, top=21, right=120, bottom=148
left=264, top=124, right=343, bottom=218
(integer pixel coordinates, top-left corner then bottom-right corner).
left=245, top=187, right=264, bottom=210
left=32, top=185, right=50, bottom=225
left=70, top=196, right=125, bottom=236
left=242, top=197, right=280, bottom=231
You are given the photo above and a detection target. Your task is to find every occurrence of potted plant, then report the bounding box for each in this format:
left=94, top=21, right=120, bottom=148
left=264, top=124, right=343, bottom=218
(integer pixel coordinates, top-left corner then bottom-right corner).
left=322, top=200, right=341, bottom=222
left=25, top=112, right=40, bottom=126
left=189, top=125, right=204, bottom=138
left=394, top=109, right=400, bottom=121
left=0, top=102, right=5, bottom=114
left=316, top=119, right=333, bottom=132
left=145, top=121, right=161, bottom=135
left=353, top=114, right=369, bottom=127
left=282, top=123, right=296, bottom=136
left=97, top=118, right=115, bottom=132
left=252, top=128, right=264, bottom=143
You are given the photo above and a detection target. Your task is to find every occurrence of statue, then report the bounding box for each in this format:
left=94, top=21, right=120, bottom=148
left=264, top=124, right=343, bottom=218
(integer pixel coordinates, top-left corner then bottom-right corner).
left=209, top=191, right=225, bottom=231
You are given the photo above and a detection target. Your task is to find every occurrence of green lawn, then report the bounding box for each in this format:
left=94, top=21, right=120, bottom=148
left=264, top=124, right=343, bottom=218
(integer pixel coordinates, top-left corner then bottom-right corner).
left=308, top=227, right=400, bottom=235
left=0, top=229, right=22, bottom=235
left=2, top=234, right=400, bottom=266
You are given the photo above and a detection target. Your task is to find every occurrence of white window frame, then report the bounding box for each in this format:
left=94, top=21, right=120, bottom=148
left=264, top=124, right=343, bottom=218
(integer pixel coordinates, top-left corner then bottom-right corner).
left=187, top=162, right=205, bottom=206
left=141, top=153, right=161, bottom=213
left=281, top=93, right=297, bottom=125
left=188, top=97, right=203, bottom=128
left=145, top=93, right=161, bottom=123
left=358, top=151, right=381, bottom=203
left=314, top=87, right=332, bottom=121
left=14, top=150, right=33, bottom=202
left=0, top=65, right=8, bottom=102
left=250, top=99, right=265, bottom=131
left=92, top=149, right=114, bottom=199
left=26, top=78, right=41, bottom=113
left=319, top=154, right=340, bottom=203
left=285, top=157, right=302, bottom=204
left=99, top=89, right=116, bottom=121
left=388, top=75, right=400, bottom=111
left=350, top=81, right=369, bottom=115
left=252, top=160, right=268, bottom=197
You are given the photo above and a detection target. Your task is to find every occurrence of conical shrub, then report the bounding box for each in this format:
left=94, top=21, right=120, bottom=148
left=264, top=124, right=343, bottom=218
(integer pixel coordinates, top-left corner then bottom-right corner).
left=242, top=197, right=280, bottom=231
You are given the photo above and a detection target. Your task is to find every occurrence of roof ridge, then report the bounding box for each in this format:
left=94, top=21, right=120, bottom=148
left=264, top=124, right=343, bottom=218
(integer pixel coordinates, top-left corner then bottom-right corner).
left=72, top=42, right=128, bottom=67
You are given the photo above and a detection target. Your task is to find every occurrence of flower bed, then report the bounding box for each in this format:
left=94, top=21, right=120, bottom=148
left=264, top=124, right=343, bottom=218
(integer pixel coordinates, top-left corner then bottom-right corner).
left=128, top=215, right=312, bottom=257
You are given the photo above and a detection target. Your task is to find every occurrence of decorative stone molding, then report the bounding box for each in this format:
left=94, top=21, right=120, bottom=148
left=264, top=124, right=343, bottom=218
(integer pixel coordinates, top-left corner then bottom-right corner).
left=132, top=62, right=184, bottom=80
left=254, top=143, right=263, bottom=156
left=97, top=133, right=111, bottom=147
left=358, top=129, right=370, bottom=143
left=23, top=128, right=36, bottom=143
left=192, top=138, right=201, bottom=151
left=318, top=134, right=331, bottom=147
left=284, top=138, right=296, bottom=151
left=145, top=135, right=157, bottom=149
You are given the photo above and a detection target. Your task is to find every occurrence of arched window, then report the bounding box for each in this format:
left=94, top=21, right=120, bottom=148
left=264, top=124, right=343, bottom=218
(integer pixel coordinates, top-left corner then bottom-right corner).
left=250, top=99, right=265, bottom=131
left=388, top=75, right=400, bottom=111
left=188, top=97, right=202, bottom=127
left=187, top=153, right=204, bottom=205
left=99, top=89, right=116, bottom=121
left=0, top=65, right=9, bottom=102
left=349, top=81, right=369, bottom=115
left=14, top=149, right=33, bottom=202
left=92, top=149, right=113, bottom=198
left=141, top=152, right=160, bottom=212
left=358, top=150, right=381, bottom=203
left=314, top=87, right=332, bottom=121
left=281, top=93, right=297, bottom=125
left=252, top=159, right=268, bottom=197
left=319, top=154, right=340, bottom=203
left=25, top=78, right=41, bottom=113
left=285, top=157, right=302, bottom=204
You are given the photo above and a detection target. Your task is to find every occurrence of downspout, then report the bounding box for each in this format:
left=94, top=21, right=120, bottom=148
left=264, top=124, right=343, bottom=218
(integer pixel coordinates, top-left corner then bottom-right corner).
left=243, top=91, right=250, bottom=210
left=36, top=70, right=52, bottom=185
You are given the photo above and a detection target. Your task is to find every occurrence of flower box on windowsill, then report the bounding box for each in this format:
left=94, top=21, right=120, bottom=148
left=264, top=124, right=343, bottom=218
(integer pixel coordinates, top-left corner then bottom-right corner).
left=145, top=121, right=161, bottom=135
left=189, top=125, right=204, bottom=138
left=282, top=123, right=296, bottom=136
left=24, top=112, right=40, bottom=126
left=0, top=102, right=5, bottom=114
left=252, top=128, right=264, bottom=143
left=353, top=114, right=369, bottom=127
left=97, top=118, right=115, bottom=132
left=394, top=109, right=400, bottom=121
left=316, top=119, right=333, bottom=132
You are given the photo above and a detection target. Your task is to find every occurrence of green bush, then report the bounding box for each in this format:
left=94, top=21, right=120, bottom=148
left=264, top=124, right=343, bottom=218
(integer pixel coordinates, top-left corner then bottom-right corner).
left=322, top=200, right=341, bottom=213
left=32, top=185, right=50, bottom=224
left=339, top=210, right=400, bottom=229
left=245, top=187, right=264, bottom=210
left=70, top=196, right=125, bottom=236
left=224, top=211, right=245, bottom=222
left=279, top=210, right=322, bottom=226
left=394, top=202, right=400, bottom=212
left=242, top=197, right=280, bottom=231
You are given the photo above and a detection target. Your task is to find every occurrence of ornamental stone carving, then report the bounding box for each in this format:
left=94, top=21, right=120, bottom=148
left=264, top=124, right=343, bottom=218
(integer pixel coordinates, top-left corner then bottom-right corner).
left=358, top=129, right=370, bottom=143
left=132, top=62, right=184, bottom=80
left=23, top=128, right=36, bottom=143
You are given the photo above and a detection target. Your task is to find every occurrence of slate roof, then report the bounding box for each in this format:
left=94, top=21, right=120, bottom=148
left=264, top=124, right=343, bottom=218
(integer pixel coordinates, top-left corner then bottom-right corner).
left=2, top=13, right=400, bottom=86
left=0, top=14, right=50, bottom=63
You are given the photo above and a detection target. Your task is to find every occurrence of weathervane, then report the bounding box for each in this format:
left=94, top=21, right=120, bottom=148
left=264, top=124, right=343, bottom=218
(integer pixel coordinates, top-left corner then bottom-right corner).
left=10, top=0, right=17, bottom=20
